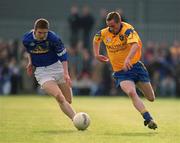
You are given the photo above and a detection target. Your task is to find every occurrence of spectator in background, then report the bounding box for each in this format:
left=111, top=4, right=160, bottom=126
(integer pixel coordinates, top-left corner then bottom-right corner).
left=9, top=57, right=21, bottom=94
left=160, top=74, right=176, bottom=97
left=81, top=6, right=95, bottom=51
left=0, top=64, right=11, bottom=95
left=7, top=40, right=19, bottom=61
left=68, top=5, right=81, bottom=48
left=143, top=40, right=179, bottom=97
left=68, top=41, right=84, bottom=79
left=98, top=8, right=108, bottom=29
left=170, top=40, right=180, bottom=65
left=68, top=45, right=95, bottom=95
left=81, top=48, right=92, bottom=73
left=143, top=41, right=156, bottom=66
left=78, top=48, right=93, bottom=95
left=90, top=59, right=104, bottom=95
left=175, top=65, right=180, bottom=97
left=0, top=40, right=25, bottom=95
left=170, top=40, right=180, bottom=97
left=19, top=52, right=37, bottom=93
left=98, top=63, right=112, bottom=95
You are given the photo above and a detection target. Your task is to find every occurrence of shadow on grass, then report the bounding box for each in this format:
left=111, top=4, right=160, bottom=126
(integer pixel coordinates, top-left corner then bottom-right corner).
left=104, top=132, right=158, bottom=137
left=120, top=132, right=158, bottom=136
left=34, top=129, right=77, bottom=135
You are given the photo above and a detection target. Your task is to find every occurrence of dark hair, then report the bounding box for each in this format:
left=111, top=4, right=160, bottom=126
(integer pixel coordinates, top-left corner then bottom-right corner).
left=106, top=12, right=121, bottom=23
left=34, top=18, right=49, bottom=30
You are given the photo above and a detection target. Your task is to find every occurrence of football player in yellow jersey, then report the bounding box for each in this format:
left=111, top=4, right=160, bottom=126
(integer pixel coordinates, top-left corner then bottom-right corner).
left=93, top=12, right=157, bottom=129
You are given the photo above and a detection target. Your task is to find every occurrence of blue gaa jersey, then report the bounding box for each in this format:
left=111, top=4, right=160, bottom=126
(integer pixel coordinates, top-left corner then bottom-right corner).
left=22, top=30, right=67, bottom=67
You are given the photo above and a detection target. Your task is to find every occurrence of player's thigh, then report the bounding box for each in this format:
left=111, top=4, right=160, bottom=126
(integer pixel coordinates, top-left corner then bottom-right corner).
left=58, top=83, right=73, bottom=104
left=42, top=80, right=63, bottom=98
left=120, top=80, right=137, bottom=96
left=136, top=82, right=155, bottom=101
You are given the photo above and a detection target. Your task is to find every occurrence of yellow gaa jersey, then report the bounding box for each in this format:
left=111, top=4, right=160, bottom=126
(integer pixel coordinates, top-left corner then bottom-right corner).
left=93, top=22, right=142, bottom=72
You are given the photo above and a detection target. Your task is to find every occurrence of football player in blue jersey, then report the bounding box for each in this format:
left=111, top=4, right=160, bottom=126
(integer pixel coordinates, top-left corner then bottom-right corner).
left=22, top=18, right=76, bottom=121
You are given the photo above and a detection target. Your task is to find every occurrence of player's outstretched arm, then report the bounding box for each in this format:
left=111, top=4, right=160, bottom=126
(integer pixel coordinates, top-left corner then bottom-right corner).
left=26, top=53, right=33, bottom=76
left=62, top=61, right=72, bottom=87
left=93, top=41, right=109, bottom=62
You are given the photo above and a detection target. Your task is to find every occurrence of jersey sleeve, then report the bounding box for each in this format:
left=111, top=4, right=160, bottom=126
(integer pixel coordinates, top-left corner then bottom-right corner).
left=124, top=28, right=139, bottom=44
left=93, top=31, right=102, bottom=43
left=53, top=35, right=67, bottom=62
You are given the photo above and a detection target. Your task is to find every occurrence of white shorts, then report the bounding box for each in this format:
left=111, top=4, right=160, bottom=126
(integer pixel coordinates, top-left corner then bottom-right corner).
left=34, top=61, right=65, bottom=86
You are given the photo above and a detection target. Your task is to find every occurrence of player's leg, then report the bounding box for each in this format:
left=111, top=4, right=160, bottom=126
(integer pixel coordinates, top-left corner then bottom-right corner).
left=136, top=82, right=157, bottom=129
left=42, top=80, right=76, bottom=120
left=120, top=80, right=146, bottom=113
left=58, top=83, right=72, bottom=104
left=120, top=80, right=157, bottom=129
left=136, top=82, right=155, bottom=102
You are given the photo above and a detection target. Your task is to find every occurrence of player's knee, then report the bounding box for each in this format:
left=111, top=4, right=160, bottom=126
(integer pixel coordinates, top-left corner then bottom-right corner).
left=127, top=89, right=137, bottom=97
left=55, top=93, right=66, bottom=104
left=148, top=96, right=155, bottom=102
left=57, top=96, right=66, bottom=104
left=62, top=94, right=72, bottom=104
left=147, top=92, right=155, bottom=102
left=66, top=98, right=72, bottom=104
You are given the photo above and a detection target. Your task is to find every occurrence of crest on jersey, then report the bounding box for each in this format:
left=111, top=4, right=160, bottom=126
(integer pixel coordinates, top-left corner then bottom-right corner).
left=46, top=41, right=49, bottom=47
left=106, top=37, right=112, bottom=43
left=30, top=42, right=35, bottom=46
left=119, top=35, right=124, bottom=41
left=119, top=34, right=127, bottom=45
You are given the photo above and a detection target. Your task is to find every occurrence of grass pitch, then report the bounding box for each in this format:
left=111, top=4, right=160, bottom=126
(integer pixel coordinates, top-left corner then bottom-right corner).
left=0, top=95, right=180, bottom=143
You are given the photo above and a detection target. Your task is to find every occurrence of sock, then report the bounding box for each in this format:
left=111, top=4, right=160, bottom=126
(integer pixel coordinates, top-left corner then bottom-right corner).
left=142, top=111, right=153, bottom=122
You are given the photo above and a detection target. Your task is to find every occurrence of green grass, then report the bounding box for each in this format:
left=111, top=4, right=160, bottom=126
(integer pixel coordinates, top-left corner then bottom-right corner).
left=0, top=95, right=180, bottom=143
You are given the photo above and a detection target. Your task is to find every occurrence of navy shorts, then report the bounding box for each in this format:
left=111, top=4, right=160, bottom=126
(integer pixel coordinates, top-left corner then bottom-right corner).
left=112, top=61, right=150, bottom=87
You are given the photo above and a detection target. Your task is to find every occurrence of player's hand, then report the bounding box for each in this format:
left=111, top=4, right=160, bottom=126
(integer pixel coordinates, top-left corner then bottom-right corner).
left=64, top=73, right=72, bottom=87
left=123, top=58, right=133, bottom=71
left=95, top=55, right=109, bottom=63
left=26, top=63, right=33, bottom=76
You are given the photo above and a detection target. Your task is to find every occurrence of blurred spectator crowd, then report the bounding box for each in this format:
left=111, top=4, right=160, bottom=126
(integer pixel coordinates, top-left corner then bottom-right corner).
left=0, top=6, right=180, bottom=97
left=0, top=39, right=37, bottom=95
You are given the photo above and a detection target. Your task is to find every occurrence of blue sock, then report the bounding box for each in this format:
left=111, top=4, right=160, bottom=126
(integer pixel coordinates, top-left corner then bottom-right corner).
left=142, top=112, right=153, bottom=122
